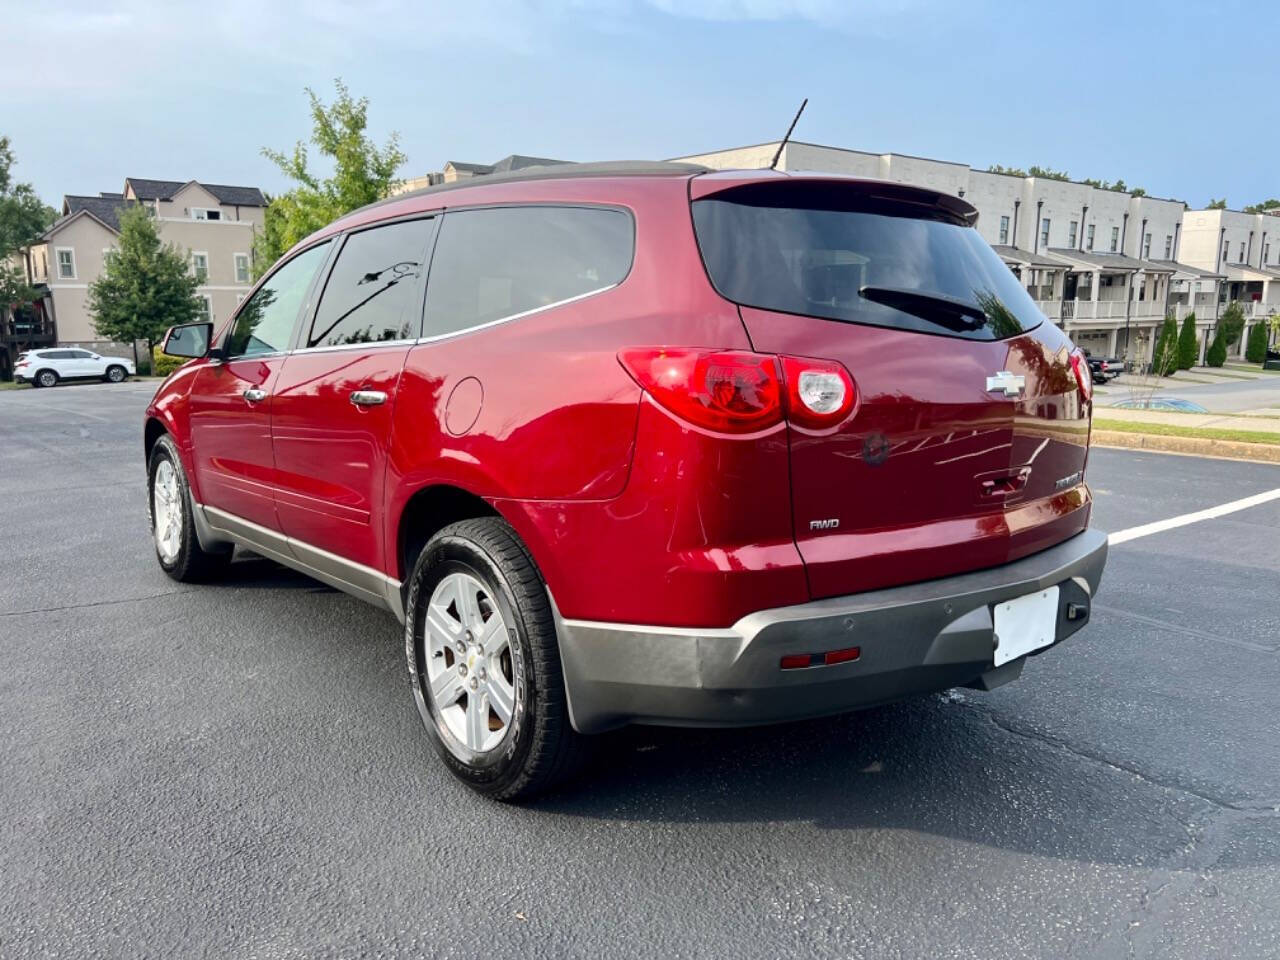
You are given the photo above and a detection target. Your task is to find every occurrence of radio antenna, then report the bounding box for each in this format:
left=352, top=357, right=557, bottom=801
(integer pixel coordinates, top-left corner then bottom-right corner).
left=768, top=98, right=808, bottom=170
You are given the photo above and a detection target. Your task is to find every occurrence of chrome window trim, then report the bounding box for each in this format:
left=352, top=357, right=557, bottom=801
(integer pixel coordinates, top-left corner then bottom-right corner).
left=289, top=338, right=418, bottom=357
left=416, top=283, right=618, bottom=346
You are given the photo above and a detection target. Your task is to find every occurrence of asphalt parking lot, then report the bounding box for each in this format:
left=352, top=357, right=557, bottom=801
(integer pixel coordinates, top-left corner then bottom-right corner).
left=3, top=380, right=1279, bottom=960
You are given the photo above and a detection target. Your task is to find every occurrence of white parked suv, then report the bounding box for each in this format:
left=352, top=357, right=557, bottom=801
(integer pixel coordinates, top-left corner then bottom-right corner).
left=14, top=349, right=135, bottom=387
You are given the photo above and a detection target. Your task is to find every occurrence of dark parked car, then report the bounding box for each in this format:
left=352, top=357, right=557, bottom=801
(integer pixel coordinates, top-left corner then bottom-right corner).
left=1081, top=349, right=1122, bottom=382
left=145, top=163, right=1107, bottom=798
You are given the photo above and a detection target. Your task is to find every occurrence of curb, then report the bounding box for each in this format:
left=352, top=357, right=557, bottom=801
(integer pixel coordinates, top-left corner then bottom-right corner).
left=1092, top=430, right=1280, bottom=465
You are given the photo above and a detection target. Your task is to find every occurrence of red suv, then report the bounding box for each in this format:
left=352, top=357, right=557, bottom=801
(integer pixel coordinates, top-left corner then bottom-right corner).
left=146, top=162, right=1107, bottom=799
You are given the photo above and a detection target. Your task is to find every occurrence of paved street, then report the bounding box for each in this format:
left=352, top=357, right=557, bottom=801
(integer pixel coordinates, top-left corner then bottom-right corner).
left=2, top=380, right=1279, bottom=960
left=1096, top=369, right=1280, bottom=414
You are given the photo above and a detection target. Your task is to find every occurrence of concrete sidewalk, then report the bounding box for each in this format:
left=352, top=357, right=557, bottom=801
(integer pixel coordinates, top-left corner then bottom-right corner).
left=1092, top=407, right=1280, bottom=435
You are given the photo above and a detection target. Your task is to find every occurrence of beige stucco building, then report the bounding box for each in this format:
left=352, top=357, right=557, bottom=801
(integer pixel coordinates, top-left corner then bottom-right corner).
left=22, top=177, right=266, bottom=358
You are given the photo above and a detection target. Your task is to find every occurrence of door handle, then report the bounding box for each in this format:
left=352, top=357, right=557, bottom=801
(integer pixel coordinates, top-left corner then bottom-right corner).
left=350, top=389, right=388, bottom=407
left=243, top=387, right=268, bottom=403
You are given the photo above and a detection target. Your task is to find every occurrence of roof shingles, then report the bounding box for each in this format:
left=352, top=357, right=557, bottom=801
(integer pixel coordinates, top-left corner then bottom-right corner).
left=124, top=177, right=266, bottom=207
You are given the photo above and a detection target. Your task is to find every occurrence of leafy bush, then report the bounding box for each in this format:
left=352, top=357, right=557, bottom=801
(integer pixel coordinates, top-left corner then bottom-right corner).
left=152, top=345, right=187, bottom=378
left=1176, top=313, right=1199, bottom=370
left=1218, top=301, right=1245, bottom=346
left=1152, top=316, right=1179, bottom=377
left=1206, top=329, right=1228, bottom=367
left=1245, top=321, right=1269, bottom=363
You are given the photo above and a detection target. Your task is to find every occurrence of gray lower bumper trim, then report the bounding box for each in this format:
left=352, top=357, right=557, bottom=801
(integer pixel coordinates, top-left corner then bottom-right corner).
left=554, top=528, right=1108, bottom=734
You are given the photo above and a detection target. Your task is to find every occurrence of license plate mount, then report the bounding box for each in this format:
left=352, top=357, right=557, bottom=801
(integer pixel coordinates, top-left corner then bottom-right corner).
left=992, top=586, right=1059, bottom=667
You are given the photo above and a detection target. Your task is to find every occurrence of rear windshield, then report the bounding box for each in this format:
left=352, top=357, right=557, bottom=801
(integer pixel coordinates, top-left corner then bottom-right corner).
left=692, top=185, right=1043, bottom=341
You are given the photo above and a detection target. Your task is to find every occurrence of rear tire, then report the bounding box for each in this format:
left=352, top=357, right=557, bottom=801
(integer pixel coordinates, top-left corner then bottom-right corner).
left=405, top=517, right=590, bottom=800
left=35, top=369, right=57, bottom=388
left=105, top=365, right=127, bottom=383
left=147, top=434, right=232, bottom=582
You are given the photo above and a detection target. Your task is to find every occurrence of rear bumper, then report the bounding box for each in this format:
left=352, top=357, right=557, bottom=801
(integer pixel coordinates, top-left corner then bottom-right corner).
left=554, top=527, right=1108, bottom=734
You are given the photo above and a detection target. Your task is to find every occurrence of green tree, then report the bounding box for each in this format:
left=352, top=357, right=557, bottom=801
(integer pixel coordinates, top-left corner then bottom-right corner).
left=1243, top=199, right=1280, bottom=215
left=1218, top=301, right=1246, bottom=347
left=1207, top=198, right=1227, bottom=210
left=1176, top=313, right=1199, bottom=370
left=1206, top=328, right=1227, bottom=367
left=254, top=79, right=407, bottom=276
left=0, top=135, right=56, bottom=301
left=1152, top=315, right=1179, bottom=376
left=87, top=205, right=200, bottom=357
left=1027, top=165, right=1070, bottom=181
left=1245, top=320, right=1269, bottom=363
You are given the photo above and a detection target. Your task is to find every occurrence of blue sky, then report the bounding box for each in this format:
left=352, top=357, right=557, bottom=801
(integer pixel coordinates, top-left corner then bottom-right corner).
left=4, top=0, right=1276, bottom=210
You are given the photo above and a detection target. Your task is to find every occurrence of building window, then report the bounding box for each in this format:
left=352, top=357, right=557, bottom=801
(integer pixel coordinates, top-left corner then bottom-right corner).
left=1110, top=227, right=1119, bottom=252
left=1223, top=240, right=1230, bottom=263
left=1266, top=242, right=1272, bottom=264
left=191, top=208, right=222, bottom=221
left=1040, top=218, right=1050, bottom=248
left=999, top=215, right=1009, bottom=244
left=192, top=252, right=209, bottom=282
left=1239, top=242, right=1246, bottom=263
left=196, top=295, right=212, bottom=323
left=233, top=253, right=250, bottom=285
left=102, top=247, right=117, bottom=268
left=1068, top=221, right=1078, bottom=248
left=55, top=248, right=76, bottom=279
left=1165, top=235, right=1173, bottom=259
left=1143, top=233, right=1151, bottom=258
left=1086, top=224, right=1095, bottom=251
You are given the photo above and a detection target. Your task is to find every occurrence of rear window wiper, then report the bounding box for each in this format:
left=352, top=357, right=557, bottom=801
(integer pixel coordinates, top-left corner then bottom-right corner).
left=858, top=285, right=987, bottom=333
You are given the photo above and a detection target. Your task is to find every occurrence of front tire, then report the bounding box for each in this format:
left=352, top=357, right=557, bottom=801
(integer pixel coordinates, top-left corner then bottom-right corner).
left=405, top=517, right=589, bottom=800
left=105, top=365, right=127, bottom=383
left=147, top=434, right=232, bottom=582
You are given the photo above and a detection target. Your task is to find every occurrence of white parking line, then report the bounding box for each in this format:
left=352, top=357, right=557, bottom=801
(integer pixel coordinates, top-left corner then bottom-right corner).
left=1108, top=488, right=1280, bottom=545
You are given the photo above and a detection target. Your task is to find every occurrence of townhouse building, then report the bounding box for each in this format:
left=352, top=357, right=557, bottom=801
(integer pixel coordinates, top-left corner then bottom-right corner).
left=674, top=140, right=1277, bottom=365
left=18, top=177, right=266, bottom=362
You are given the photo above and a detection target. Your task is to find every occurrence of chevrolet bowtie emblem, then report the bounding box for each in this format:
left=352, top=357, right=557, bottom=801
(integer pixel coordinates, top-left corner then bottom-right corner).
left=985, top=371, right=1025, bottom=397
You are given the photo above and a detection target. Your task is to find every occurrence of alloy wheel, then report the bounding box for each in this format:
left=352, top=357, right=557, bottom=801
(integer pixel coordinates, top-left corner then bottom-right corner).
left=152, top=460, right=183, bottom=563
left=422, top=571, right=517, bottom=756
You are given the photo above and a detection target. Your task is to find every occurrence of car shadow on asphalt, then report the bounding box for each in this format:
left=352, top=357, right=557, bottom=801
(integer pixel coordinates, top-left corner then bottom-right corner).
left=199, top=554, right=1274, bottom=871
left=527, top=694, right=1266, bottom=869
left=216, top=551, right=340, bottom=593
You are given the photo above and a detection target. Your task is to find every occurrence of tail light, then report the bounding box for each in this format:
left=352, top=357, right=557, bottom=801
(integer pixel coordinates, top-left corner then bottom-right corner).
left=618, top=348, right=783, bottom=434
left=1069, top=348, right=1092, bottom=401
left=780, top=356, right=857, bottom=430
left=619, top=348, right=858, bottom=435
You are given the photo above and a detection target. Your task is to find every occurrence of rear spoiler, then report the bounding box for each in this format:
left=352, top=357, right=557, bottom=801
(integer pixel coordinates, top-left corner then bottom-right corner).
left=689, top=171, right=979, bottom=227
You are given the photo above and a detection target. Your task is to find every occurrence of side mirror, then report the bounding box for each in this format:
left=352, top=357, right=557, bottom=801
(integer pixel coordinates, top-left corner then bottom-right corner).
left=162, top=321, right=214, bottom=359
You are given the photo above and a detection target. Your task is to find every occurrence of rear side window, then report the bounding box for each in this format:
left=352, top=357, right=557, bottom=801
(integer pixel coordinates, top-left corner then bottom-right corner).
left=423, top=206, right=633, bottom=339
left=692, top=185, right=1043, bottom=341
left=225, top=240, right=331, bottom=358
left=306, top=218, right=434, bottom=348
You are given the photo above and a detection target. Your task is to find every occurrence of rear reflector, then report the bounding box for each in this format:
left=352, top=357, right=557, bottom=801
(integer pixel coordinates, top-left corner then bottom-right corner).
left=780, top=646, right=861, bottom=670
left=823, top=646, right=861, bottom=666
